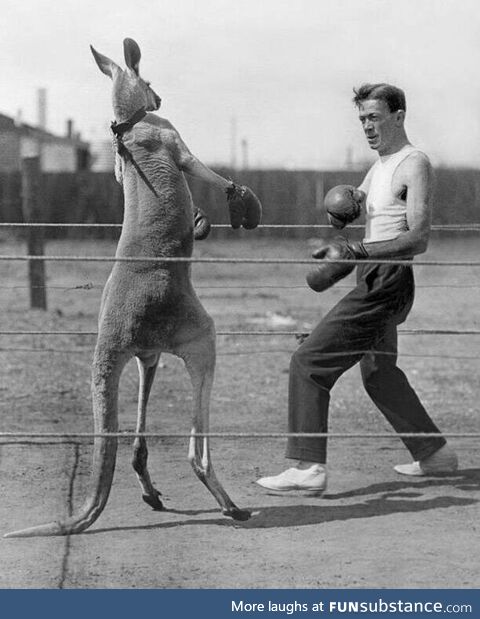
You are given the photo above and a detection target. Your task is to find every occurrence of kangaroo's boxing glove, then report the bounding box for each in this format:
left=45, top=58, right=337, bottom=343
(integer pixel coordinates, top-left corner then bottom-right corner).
left=193, top=206, right=211, bottom=240
left=226, top=183, right=262, bottom=230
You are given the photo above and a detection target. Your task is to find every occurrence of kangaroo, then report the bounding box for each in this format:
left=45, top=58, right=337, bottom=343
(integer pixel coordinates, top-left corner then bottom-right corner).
left=5, top=38, right=253, bottom=537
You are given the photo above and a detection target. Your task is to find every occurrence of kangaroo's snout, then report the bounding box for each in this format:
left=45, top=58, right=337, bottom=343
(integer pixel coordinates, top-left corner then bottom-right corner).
left=144, top=88, right=161, bottom=112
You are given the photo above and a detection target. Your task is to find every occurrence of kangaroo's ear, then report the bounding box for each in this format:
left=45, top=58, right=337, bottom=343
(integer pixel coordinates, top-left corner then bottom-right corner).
left=90, top=45, right=120, bottom=79
left=123, top=38, right=141, bottom=75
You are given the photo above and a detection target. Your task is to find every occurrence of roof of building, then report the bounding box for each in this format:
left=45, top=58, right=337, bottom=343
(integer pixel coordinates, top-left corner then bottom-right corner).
left=0, top=111, right=89, bottom=148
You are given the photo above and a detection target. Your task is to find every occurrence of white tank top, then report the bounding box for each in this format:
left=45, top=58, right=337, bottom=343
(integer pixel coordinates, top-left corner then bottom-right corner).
left=364, top=144, right=422, bottom=243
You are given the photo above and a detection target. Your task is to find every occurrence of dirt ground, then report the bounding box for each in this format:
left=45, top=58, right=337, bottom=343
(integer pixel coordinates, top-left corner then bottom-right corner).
left=0, top=234, right=479, bottom=588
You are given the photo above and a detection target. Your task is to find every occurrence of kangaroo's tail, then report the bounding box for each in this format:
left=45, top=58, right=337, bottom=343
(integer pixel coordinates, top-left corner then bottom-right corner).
left=4, top=348, right=129, bottom=538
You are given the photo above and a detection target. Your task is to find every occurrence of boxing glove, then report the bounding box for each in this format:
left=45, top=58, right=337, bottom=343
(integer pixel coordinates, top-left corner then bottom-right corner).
left=306, top=237, right=368, bottom=292
left=193, top=207, right=211, bottom=240
left=226, top=183, right=262, bottom=230
left=324, top=185, right=365, bottom=229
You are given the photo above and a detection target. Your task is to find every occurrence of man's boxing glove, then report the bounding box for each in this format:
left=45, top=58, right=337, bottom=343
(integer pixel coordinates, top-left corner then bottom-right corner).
left=226, top=182, right=262, bottom=229
left=193, top=206, right=211, bottom=240
left=306, top=237, right=368, bottom=292
left=324, top=185, right=365, bottom=229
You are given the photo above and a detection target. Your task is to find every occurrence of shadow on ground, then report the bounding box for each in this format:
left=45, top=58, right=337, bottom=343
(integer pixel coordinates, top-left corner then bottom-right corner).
left=83, top=468, right=480, bottom=534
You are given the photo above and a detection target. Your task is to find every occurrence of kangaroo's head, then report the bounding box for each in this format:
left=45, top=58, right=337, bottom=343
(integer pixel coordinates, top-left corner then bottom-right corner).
left=90, top=38, right=161, bottom=122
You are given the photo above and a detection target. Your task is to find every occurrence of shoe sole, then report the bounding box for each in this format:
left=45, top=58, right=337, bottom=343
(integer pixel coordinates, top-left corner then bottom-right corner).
left=393, top=465, right=458, bottom=477
left=256, top=485, right=326, bottom=497
left=420, top=469, right=458, bottom=476
left=395, top=468, right=458, bottom=477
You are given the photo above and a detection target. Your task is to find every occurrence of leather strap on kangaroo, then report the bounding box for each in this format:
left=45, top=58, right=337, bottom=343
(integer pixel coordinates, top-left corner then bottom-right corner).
left=111, top=108, right=160, bottom=199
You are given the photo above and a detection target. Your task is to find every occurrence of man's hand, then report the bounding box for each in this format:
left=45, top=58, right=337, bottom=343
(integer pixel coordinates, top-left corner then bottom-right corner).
left=193, top=207, right=211, bottom=240
left=324, top=185, right=365, bottom=229
left=226, top=183, right=262, bottom=230
left=306, top=237, right=368, bottom=292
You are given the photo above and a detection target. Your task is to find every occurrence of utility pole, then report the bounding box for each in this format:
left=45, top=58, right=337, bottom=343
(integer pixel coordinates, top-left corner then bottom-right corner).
left=241, top=138, right=249, bottom=170
left=230, top=116, right=237, bottom=172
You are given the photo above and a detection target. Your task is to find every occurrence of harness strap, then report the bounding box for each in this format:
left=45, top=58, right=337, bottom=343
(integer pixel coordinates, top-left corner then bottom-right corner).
left=110, top=108, right=147, bottom=136
left=111, top=108, right=160, bottom=199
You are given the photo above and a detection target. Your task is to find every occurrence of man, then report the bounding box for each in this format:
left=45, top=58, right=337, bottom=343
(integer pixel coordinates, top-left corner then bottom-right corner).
left=257, top=83, right=458, bottom=495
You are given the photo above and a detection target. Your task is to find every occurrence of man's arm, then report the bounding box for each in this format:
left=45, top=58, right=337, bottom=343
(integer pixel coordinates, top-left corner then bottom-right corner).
left=363, top=152, right=433, bottom=259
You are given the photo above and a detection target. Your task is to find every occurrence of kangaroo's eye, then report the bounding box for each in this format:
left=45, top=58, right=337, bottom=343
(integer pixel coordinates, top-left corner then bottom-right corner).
left=145, top=81, right=151, bottom=87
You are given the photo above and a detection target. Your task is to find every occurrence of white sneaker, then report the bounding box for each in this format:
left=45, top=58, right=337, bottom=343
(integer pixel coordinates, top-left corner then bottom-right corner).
left=256, top=464, right=327, bottom=496
left=394, top=444, right=458, bottom=476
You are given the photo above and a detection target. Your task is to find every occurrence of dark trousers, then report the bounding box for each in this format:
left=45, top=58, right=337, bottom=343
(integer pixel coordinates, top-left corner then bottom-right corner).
left=286, top=262, right=446, bottom=464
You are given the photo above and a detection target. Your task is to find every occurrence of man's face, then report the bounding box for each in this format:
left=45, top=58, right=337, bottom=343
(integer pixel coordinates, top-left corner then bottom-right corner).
left=358, top=99, right=403, bottom=155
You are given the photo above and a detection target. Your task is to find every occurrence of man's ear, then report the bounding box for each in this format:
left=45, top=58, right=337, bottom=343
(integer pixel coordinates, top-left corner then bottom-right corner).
left=396, top=109, right=406, bottom=125
left=124, top=38, right=141, bottom=75
left=90, top=45, right=121, bottom=79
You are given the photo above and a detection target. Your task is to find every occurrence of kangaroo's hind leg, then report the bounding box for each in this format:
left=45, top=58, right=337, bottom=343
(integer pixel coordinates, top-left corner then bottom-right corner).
left=132, top=353, right=164, bottom=510
left=180, top=324, right=251, bottom=522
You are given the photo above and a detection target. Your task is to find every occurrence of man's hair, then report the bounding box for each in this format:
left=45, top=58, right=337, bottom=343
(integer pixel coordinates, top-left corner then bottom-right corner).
left=352, top=83, right=406, bottom=113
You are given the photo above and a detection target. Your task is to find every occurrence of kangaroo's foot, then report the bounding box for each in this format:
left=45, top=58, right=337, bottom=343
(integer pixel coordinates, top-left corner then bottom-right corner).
left=222, top=506, right=252, bottom=521
left=141, top=489, right=164, bottom=511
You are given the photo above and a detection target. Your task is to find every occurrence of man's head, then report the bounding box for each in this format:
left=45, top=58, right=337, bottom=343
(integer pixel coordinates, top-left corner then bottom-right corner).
left=353, top=83, right=407, bottom=155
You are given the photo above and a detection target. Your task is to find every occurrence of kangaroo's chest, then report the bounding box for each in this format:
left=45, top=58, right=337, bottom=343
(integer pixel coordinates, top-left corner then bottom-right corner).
left=118, top=125, right=193, bottom=244
left=124, top=123, right=178, bottom=170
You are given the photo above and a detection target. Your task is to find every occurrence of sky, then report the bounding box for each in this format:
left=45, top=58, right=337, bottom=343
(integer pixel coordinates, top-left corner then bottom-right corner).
left=1, top=0, right=480, bottom=169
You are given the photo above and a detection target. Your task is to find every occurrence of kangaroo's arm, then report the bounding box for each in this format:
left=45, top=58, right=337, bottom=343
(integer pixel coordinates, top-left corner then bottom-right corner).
left=181, top=150, right=231, bottom=191
left=168, top=125, right=231, bottom=191
left=139, top=114, right=233, bottom=191
left=114, top=151, right=123, bottom=184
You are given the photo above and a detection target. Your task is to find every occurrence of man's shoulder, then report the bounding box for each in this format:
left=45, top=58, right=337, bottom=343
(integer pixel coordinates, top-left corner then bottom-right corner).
left=406, top=147, right=431, bottom=164
left=399, top=148, right=433, bottom=179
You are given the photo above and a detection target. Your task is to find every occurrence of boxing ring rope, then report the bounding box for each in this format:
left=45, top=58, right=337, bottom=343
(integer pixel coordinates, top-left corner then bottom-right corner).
left=1, top=254, right=480, bottom=266
left=0, top=224, right=478, bottom=443
left=1, top=222, right=480, bottom=230
left=1, top=329, right=480, bottom=336
left=1, top=282, right=479, bottom=290
left=0, top=348, right=479, bottom=361
left=1, top=329, right=479, bottom=359
left=1, top=432, right=479, bottom=440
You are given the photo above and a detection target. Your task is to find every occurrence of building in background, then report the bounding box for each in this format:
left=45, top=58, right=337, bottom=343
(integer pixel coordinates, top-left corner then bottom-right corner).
left=0, top=88, right=90, bottom=173
left=89, top=137, right=115, bottom=172
left=0, top=112, right=90, bottom=173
